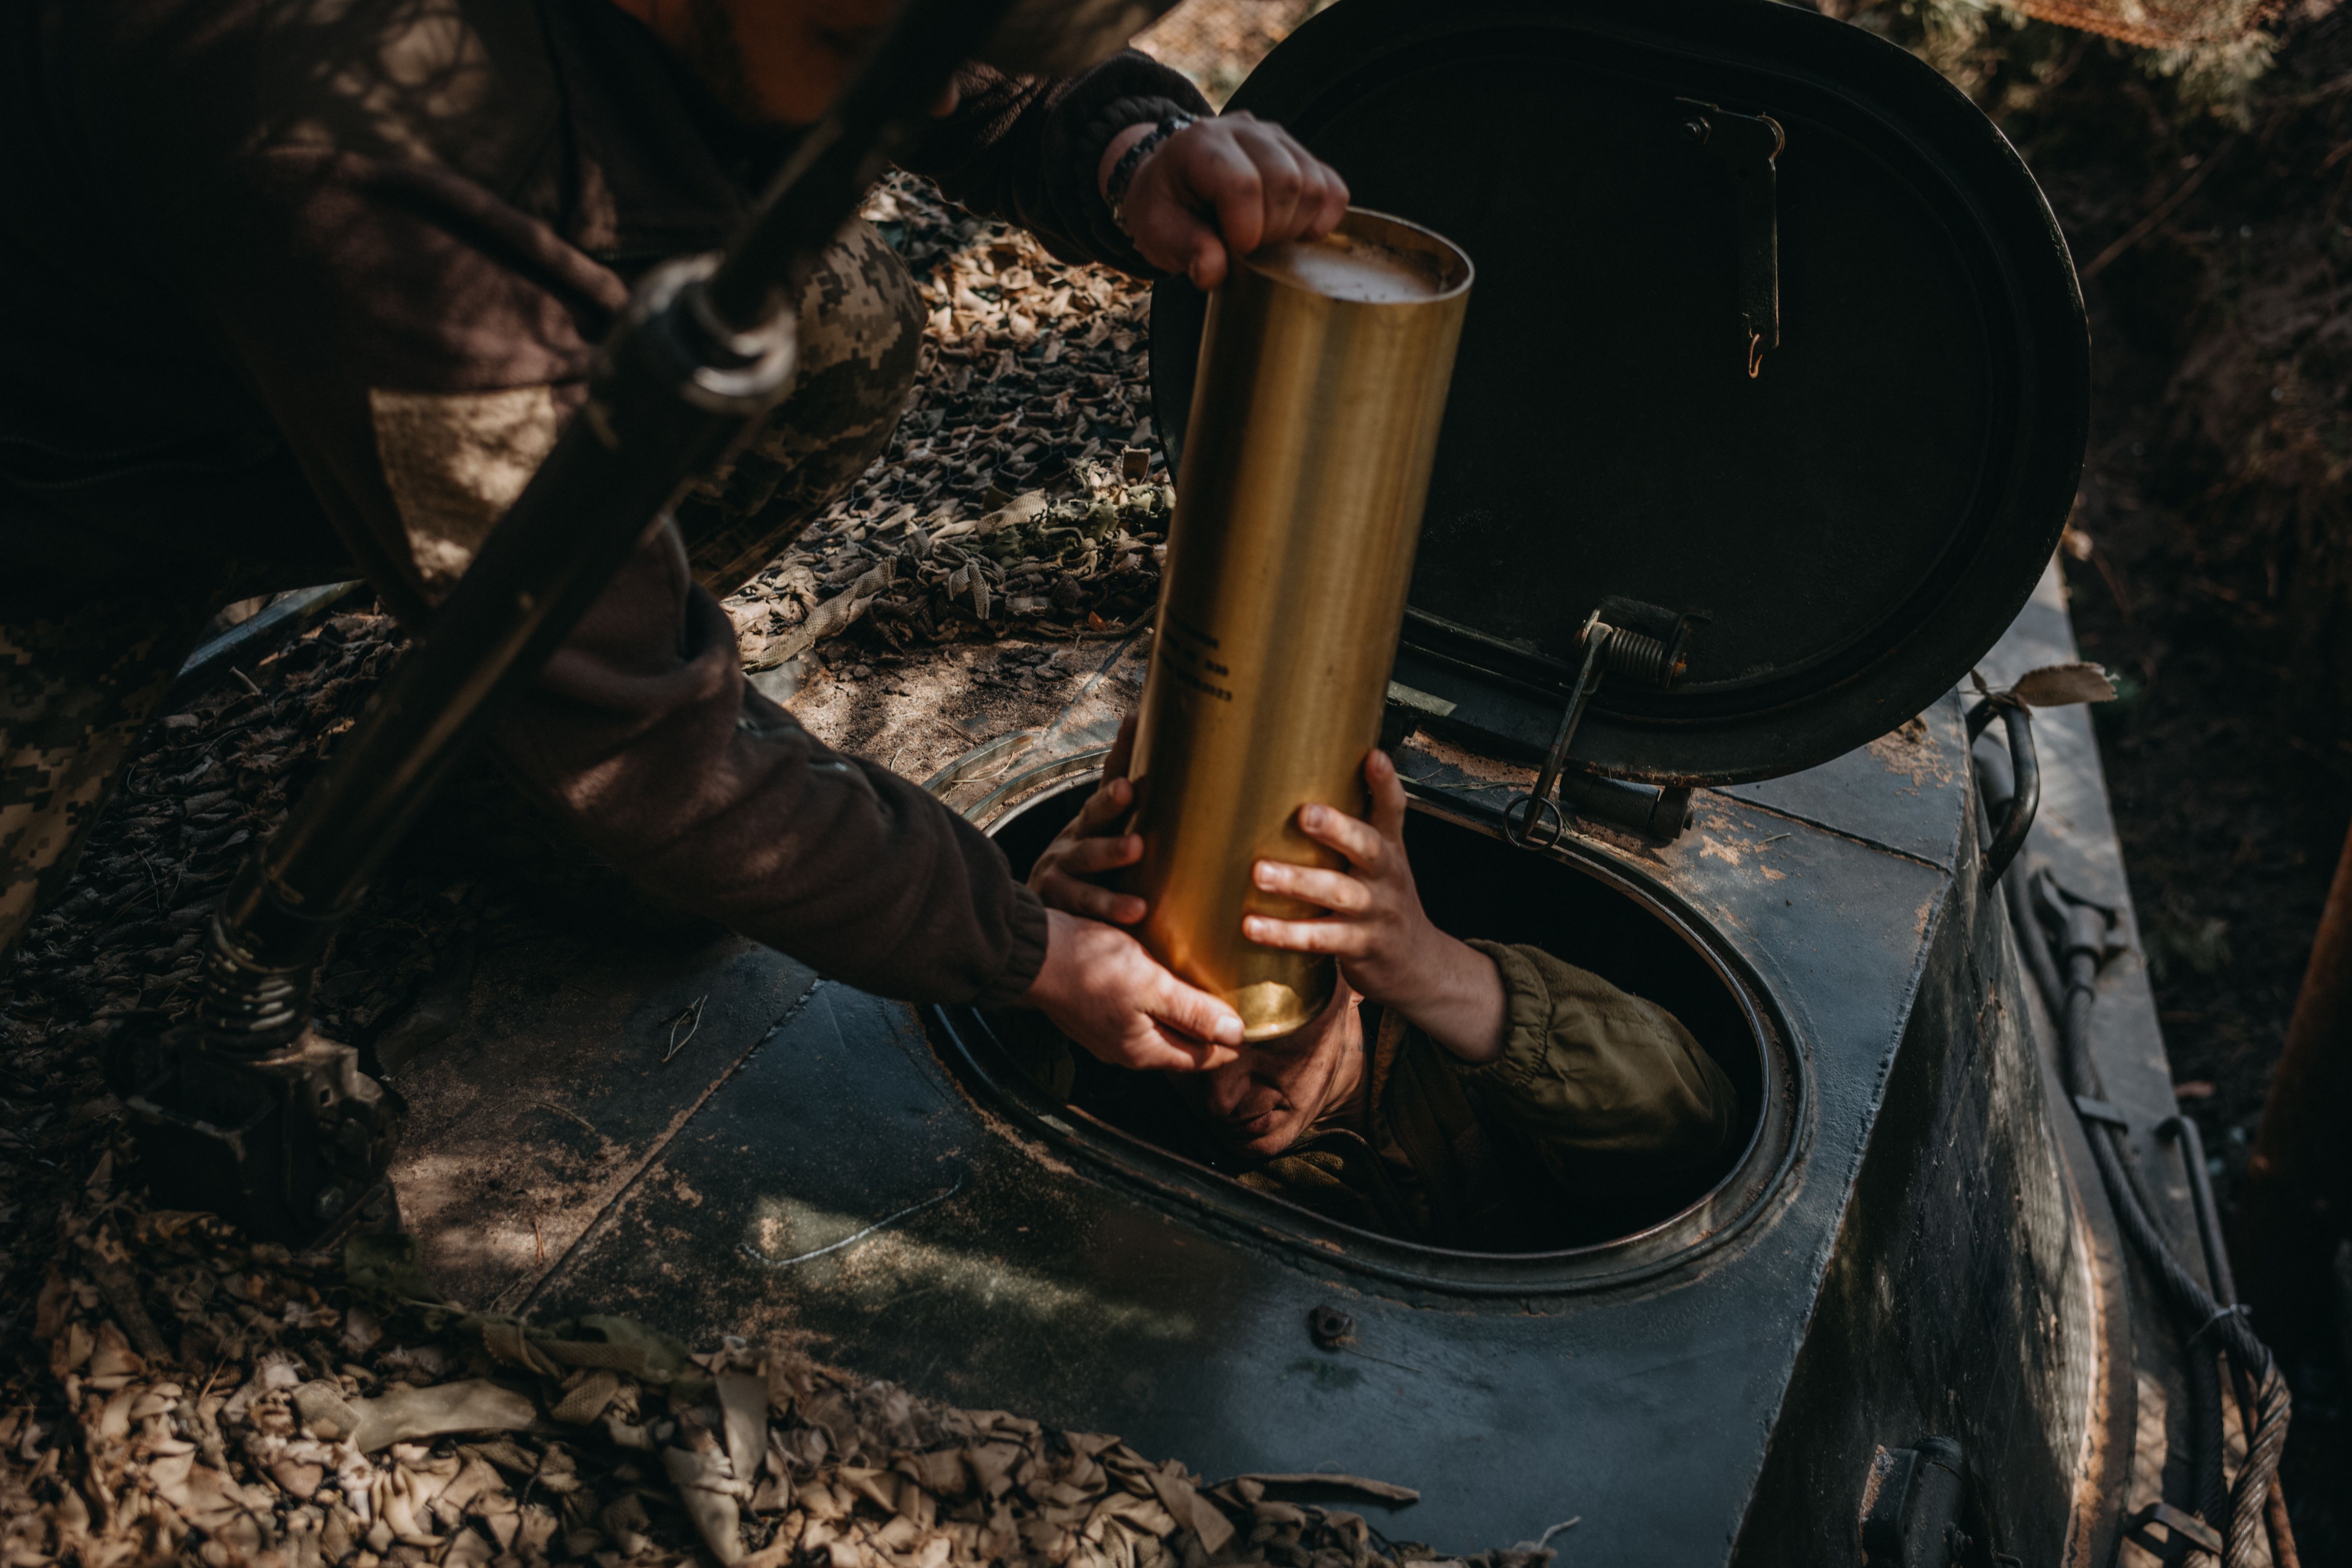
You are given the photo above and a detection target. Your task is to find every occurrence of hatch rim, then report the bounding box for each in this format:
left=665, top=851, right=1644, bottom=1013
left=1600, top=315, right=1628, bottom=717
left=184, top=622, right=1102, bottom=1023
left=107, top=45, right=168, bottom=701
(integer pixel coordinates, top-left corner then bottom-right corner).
left=927, top=760, right=1808, bottom=1297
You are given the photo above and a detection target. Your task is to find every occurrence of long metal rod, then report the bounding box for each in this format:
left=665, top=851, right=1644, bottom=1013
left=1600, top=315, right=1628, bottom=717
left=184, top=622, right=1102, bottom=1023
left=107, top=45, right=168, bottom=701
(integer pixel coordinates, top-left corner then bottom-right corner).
left=2163, top=1114, right=2302, bottom=1568
left=2165, top=1115, right=2258, bottom=1530
left=199, top=0, right=1022, bottom=1050
left=704, top=7, right=989, bottom=333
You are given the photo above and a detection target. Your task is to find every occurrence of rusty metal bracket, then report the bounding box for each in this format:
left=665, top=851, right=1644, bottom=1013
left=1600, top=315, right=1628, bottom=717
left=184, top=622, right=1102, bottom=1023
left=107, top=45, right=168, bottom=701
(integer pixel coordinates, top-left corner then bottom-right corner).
left=2072, top=1094, right=2131, bottom=1130
left=1861, top=1436, right=1970, bottom=1567
left=2125, top=1501, right=2227, bottom=1559
left=1677, top=98, right=1785, bottom=378
left=112, top=1022, right=406, bottom=1245
left=1503, top=614, right=1612, bottom=851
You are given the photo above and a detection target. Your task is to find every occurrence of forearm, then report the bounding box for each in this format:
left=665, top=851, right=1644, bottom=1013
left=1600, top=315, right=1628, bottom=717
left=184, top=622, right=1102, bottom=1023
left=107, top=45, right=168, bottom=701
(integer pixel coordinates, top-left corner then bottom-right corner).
left=1456, top=941, right=1735, bottom=1160
left=492, top=523, right=1047, bottom=1005
left=1378, top=933, right=1509, bottom=1064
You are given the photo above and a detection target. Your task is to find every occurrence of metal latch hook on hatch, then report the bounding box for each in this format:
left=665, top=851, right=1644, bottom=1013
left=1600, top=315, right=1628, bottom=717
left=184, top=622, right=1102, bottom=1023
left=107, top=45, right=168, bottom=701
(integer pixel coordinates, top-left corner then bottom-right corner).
left=1677, top=99, right=1785, bottom=378
left=1502, top=608, right=1695, bottom=851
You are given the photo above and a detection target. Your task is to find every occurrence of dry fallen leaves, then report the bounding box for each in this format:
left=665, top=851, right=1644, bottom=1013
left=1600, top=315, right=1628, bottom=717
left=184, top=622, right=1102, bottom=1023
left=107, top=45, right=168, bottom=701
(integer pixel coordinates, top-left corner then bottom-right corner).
left=2, top=1184, right=1556, bottom=1568
left=1970, top=661, right=2120, bottom=710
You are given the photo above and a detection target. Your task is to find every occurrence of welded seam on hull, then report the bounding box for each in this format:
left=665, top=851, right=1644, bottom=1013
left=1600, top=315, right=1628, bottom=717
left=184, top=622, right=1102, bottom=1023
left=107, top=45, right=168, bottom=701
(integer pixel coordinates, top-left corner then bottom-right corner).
left=507, top=973, right=828, bottom=1316
left=1700, top=788, right=1955, bottom=873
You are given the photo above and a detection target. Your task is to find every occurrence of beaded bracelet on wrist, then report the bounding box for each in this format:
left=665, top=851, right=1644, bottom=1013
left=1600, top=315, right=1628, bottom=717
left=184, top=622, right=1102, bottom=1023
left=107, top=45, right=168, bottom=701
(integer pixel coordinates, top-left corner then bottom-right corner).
left=1107, top=113, right=1199, bottom=233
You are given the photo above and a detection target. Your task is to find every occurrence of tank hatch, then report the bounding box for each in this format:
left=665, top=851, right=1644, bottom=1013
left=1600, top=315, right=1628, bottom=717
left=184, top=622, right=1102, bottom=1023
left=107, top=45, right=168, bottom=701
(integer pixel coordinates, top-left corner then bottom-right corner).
left=1151, top=0, right=2090, bottom=788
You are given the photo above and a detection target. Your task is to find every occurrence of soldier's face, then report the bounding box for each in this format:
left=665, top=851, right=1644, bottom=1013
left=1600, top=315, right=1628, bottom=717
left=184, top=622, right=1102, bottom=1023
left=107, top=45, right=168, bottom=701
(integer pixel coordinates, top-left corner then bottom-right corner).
left=1172, top=987, right=1367, bottom=1159
left=616, top=0, right=960, bottom=125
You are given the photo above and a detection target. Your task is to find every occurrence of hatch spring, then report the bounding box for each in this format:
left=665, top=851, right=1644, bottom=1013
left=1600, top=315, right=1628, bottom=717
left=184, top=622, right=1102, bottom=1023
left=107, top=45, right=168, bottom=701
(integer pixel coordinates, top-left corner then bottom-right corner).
left=1502, top=608, right=1694, bottom=851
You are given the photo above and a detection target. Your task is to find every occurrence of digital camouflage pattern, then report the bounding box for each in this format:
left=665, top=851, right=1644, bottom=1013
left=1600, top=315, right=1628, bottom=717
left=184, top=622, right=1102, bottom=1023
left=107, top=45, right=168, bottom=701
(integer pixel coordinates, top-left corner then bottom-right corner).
left=676, top=220, right=928, bottom=599
left=0, top=223, right=925, bottom=963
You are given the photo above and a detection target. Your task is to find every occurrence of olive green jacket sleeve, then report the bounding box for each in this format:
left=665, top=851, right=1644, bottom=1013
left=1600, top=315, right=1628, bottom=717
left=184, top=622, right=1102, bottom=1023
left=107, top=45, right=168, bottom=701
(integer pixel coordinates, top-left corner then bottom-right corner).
left=1449, top=940, right=1736, bottom=1168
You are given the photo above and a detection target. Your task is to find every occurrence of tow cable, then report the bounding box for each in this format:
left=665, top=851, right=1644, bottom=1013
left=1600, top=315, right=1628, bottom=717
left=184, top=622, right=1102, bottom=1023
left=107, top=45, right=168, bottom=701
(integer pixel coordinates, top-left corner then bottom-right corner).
left=2008, top=861, right=2297, bottom=1567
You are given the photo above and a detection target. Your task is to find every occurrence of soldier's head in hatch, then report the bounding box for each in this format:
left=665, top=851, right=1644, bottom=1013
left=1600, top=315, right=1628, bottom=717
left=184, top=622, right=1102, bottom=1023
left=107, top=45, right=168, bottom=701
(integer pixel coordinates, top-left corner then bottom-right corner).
left=1162, top=983, right=1369, bottom=1159
left=1028, top=735, right=1733, bottom=1246
left=1028, top=738, right=1522, bottom=1153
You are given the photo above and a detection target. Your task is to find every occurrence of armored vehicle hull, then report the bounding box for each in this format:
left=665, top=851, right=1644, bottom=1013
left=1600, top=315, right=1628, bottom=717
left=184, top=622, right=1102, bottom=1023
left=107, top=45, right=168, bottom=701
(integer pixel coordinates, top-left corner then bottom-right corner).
left=384, top=566, right=2196, bottom=1562
left=382, top=0, right=2221, bottom=1556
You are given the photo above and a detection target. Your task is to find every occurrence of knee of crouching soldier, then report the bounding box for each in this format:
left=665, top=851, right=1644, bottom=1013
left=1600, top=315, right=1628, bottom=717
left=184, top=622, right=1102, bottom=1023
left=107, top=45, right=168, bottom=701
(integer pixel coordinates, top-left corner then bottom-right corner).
left=792, top=220, right=926, bottom=419
left=672, top=220, right=925, bottom=595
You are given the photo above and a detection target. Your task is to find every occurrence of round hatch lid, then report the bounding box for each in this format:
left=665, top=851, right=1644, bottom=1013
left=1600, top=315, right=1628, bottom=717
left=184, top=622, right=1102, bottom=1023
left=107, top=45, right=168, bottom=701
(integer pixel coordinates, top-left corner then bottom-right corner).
left=1150, top=0, right=2089, bottom=786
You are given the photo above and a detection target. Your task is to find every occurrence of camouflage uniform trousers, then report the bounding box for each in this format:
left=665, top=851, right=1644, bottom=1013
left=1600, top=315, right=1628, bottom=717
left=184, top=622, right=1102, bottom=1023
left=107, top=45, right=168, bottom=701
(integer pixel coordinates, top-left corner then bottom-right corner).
left=0, top=219, right=923, bottom=962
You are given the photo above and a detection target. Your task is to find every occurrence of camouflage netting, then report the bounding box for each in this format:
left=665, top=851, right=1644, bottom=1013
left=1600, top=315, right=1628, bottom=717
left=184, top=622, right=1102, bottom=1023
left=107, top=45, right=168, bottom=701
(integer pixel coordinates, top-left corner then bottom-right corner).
left=1130, top=0, right=1325, bottom=104
left=720, top=174, right=1179, bottom=670
left=5, top=1171, right=1561, bottom=1568
left=1140, top=0, right=2286, bottom=93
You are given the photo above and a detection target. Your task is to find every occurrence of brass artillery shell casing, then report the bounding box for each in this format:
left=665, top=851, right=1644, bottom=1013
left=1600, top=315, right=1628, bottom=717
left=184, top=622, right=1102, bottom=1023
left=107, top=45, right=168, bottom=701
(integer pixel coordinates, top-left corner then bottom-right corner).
left=1126, top=210, right=1473, bottom=1039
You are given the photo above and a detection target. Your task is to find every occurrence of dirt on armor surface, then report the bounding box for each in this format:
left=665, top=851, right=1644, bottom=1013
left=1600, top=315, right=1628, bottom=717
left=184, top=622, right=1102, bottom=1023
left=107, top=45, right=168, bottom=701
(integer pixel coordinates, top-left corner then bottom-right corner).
left=2, top=1177, right=1547, bottom=1568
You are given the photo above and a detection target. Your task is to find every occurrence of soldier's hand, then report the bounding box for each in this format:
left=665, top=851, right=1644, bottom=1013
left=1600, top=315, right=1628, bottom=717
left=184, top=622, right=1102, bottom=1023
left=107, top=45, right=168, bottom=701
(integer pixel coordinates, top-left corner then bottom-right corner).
left=1245, top=749, right=1509, bottom=1063
left=1028, top=716, right=1145, bottom=923
left=1023, top=909, right=1243, bottom=1072
left=1104, top=113, right=1350, bottom=291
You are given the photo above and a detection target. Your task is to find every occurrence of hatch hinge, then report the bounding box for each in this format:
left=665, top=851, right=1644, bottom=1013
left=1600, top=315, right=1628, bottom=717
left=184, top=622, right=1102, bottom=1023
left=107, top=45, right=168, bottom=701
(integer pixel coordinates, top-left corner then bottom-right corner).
left=1676, top=98, right=1784, bottom=378
left=1502, top=602, right=1700, bottom=851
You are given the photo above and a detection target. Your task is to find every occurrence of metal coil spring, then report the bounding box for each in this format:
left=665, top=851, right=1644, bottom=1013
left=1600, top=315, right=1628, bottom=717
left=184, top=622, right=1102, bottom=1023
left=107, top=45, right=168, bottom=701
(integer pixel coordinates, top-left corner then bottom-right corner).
left=196, top=923, right=314, bottom=1056
left=1601, top=626, right=1676, bottom=687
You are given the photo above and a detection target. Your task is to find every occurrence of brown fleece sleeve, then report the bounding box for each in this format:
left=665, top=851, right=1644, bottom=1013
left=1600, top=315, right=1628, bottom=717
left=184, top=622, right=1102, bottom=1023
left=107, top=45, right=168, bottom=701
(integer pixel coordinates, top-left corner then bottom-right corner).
left=494, top=521, right=1048, bottom=1005
left=898, top=51, right=1212, bottom=276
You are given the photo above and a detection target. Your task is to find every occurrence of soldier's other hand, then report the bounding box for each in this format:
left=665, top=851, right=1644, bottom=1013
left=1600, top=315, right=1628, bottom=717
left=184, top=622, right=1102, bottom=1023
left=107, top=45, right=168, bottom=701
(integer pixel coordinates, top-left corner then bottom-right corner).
left=1024, top=909, right=1243, bottom=1072
left=1245, top=748, right=1509, bottom=1063
left=1028, top=715, right=1145, bottom=924
left=1105, top=113, right=1350, bottom=292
